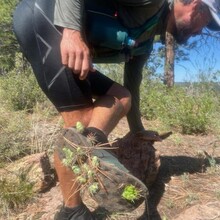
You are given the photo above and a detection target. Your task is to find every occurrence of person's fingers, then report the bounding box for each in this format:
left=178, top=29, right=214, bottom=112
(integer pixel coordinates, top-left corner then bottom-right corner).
left=60, top=28, right=93, bottom=79
left=74, top=51, right=83, bottom=74
left=67, top=53, right=75, bottom=70
left=60, top=49, right=68, bottom=66
left=79, top=52, right=90, bottom=80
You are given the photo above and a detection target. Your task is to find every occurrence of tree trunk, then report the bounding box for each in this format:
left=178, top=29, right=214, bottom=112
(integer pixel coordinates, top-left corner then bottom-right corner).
left=164, top=31, right=175, bottom=87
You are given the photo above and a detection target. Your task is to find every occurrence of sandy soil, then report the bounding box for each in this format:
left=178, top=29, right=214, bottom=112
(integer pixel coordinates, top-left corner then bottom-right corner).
left=5, top=117, right=220, bottom=220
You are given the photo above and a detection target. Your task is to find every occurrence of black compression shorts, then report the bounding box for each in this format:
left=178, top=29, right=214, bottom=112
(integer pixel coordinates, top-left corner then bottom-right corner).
left=13, top=0, right=115, bottom=111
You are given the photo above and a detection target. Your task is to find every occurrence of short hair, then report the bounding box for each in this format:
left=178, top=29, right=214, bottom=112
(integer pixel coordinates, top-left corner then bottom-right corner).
left=179, top=0, right=209, bottom=12
left=179, top=0, right=193, bottom=4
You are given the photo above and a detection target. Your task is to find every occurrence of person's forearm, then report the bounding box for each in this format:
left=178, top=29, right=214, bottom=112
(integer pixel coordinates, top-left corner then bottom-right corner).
left=124, top=54, right=149, bottom=133
left=54, top=0, right=84, bottom=31
left=124, top=71, right=144, bottom=133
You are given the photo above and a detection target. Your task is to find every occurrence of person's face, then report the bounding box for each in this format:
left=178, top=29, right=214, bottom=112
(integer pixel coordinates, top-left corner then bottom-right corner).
left=167, top=0, right=212, bottom=44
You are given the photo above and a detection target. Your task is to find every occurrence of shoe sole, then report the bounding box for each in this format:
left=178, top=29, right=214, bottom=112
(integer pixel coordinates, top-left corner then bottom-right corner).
left=58, top=128, right=148, bottom=213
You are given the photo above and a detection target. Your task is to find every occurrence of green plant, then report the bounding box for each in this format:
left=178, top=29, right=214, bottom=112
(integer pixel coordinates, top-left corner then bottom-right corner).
left=181, top=172, right=190, bottom=185
left=0, top=54, right=47, bottom=111
left=215, top=190, right=220, bottom=200
left=0, top=104, right=60, bottom=167
left=140, top=81, right=219, bottom=134
left=0, top=108, right=31, bottom=163
left=175, top=91, right=215, bottom=134
left=185, top=193, right=199, bottom=205
left=206, top=156, right=219, bottom=174
left=121, top=184, right=141, bottom=203
left=170, top=134, right=183, bottom=146
left=61, top=122, right=145, bottom=201
left=76, top=121, right=85, bottom=133
left=162, top=215, right=169, bottom=220
left=165, top=199, right=175, bottom=209
left=205, top=143, right=220, bottom=174
left=61, top=123, right=103, bottom=196
left=0, top=0, right=19, bottom=72
left=29, top=107, right=61, bottom=154
left=208, top=157, right=217, bottom=168
left=0, top=171, right=34, bottom=216
left=62, top=144, right=100, bottom=195
left=96, top=64, right=124, bottom=85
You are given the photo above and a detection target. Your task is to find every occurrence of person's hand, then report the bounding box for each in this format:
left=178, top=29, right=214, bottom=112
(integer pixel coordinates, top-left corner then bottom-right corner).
left=60, top=28, right=95, bottom=80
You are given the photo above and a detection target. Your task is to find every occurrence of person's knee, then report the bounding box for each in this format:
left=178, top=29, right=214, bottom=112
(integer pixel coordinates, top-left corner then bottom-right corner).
left=60, top=107, right=93, bottom=128
left=107, top=83, right=131, bottom=116
left=113, top=96, right=126, bottom=118
left=119, top=88, right=131, bottom=115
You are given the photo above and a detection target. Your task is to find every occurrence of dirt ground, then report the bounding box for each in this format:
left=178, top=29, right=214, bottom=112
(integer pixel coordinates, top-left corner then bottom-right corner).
left=110, top=117, right=220, bottom=220
left=9, top=117, right=220, bottom=220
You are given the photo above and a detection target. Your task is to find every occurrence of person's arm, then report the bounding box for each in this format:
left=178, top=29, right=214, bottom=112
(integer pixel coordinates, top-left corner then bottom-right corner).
left=54, top=0, right=82, bottom=31
left=54, top=0, right=94, bottom=80
left=124, top=54, right=149, bottom=133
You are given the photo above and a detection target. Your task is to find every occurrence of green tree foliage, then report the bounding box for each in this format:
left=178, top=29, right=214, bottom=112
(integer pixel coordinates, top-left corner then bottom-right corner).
left=0, top=0, right=19, bottom=73
left=95, top=63, right=124, bottom=85
left=146, top=38, right=191, bottom=82
left=0, top=54, right=47, bottom=111
left=147, top=30, right=220, bottom=84
left=140, top=80, right=219, bottom=134
left=0, top=171, right=34, bottom=215
left=0, top=108, right=30, bottom=163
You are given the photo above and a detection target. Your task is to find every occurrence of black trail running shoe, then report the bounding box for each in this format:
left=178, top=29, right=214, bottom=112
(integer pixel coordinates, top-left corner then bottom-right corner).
left=56, top=128, right=148, bottom=213
left=54, top=203, right=96, bottom=220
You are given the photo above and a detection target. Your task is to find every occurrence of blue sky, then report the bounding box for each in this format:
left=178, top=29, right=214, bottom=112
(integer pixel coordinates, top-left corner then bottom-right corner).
left=153, top=33, right=220, bottom=82
left=175, top=36, right=220, bottom=82
left=174, top=36, right=220, bottom=82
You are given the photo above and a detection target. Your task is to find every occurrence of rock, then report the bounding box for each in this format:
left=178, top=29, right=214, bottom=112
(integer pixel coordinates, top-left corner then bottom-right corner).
left=112, top=131, right=162, bottom=187
left=0, top=152, right=56, bottom=193
left=174, top=202, right=220, bottom=220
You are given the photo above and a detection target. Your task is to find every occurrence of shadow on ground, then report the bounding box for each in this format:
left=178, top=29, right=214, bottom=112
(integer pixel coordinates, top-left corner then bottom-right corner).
left=81, top=155, right=220, bottom=220
left=138, top=155, right=220, bottom=220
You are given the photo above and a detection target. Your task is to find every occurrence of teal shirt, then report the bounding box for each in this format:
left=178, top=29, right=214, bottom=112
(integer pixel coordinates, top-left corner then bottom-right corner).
left=54, top=0, right=165, bottom=31
left=54, top=0, right=167, bottom=61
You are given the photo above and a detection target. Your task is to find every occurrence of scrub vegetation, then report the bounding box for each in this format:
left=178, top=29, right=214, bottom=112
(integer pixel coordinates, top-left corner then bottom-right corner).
left=0, top=0, right=220, bottom=219
left=0, top=57, right=220, bottom=219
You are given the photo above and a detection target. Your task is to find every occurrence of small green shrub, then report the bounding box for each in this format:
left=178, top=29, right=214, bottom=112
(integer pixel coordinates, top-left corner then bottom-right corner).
left=62, top=145, right=100, bottom=195
left=0, top=54, right=47, bottom=111
left=0, top=107, right=30, bottom=163
left=0, top=171, right=34, bottom=216
left=174, top=92, right=215, bottom=134
left=96, top=63, right=124, bottom=85
left=140, top=81, right=219, bottom=134
left=121, top=184, right=141, bottom=203
left=140, top=81, right=168, bottom=120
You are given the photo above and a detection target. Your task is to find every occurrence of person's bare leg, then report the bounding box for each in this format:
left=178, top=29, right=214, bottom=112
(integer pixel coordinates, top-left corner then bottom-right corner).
left=89, top=83, right=131, bottom=135
left=54, top=83, right=131, bottom=208
left=54, top=151, right=82, bottom=206
left=54, top=107, right=93, bottom=208
left=61, top=107, right=93, bottom=128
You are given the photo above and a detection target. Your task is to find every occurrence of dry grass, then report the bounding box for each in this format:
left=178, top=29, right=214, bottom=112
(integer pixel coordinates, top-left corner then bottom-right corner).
left=1, top=117, right=220, bottom=220
left=111, top=118, right=220, bottom=219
